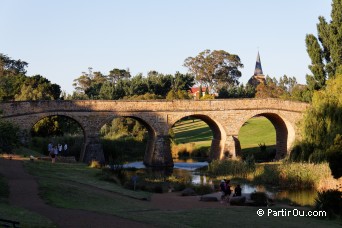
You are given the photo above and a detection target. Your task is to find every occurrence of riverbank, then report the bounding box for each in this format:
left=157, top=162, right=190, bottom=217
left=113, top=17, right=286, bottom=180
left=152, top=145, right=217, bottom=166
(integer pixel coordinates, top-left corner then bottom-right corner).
left=0, top=156, right=340, bottom=227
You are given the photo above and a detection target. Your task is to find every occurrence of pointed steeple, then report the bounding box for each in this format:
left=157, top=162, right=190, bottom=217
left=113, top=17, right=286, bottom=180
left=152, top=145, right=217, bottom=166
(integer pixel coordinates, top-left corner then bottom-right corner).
left=254, top=51, right=263, bottom=76
left=248, top=51, right=266, bottom=87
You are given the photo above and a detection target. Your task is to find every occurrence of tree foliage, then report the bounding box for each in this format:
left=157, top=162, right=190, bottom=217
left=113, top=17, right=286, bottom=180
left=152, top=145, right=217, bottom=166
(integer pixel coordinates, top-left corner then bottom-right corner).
left=72, top=68, right=194, bottom=100
left=291, top=75, right=342, bottom=177
left=0, top=117, right=19, bottom=153
left=31, top=116, right=82, bottom=137
left=0, top=53, right=28, bottom=77
left=183, top=49, right=243, bottom=90
left=0, top=53, right=61, bottom=101
left=254, top=75, right=308, bottom=101
left=14, top=75, right=61, bottom=101
left=305, top=0, right=342, bottom=95
left=218, top=84, right=255, bottom=99
left=303, top=75, right=342, bottom=149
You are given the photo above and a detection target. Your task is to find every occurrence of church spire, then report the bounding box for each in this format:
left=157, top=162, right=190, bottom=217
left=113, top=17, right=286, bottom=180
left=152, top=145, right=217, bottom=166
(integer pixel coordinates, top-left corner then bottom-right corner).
left=254, top=51, right=263, bottom=75
left=247, top=51, right=266, bottom=87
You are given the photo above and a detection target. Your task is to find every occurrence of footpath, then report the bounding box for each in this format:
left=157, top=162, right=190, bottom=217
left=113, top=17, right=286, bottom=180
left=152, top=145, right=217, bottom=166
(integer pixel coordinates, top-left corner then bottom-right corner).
left=0, top=158, right=154, bottom=228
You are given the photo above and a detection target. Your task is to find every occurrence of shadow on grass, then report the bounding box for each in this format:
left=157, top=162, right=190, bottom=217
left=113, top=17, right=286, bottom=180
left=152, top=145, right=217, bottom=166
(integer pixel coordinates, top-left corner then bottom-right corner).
left=240, top=145, right=276, bottom=162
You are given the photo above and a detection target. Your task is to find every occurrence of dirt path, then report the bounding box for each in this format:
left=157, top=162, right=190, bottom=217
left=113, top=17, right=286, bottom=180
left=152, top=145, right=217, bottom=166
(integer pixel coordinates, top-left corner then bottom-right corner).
left=0, top=158, right=155, bottom=228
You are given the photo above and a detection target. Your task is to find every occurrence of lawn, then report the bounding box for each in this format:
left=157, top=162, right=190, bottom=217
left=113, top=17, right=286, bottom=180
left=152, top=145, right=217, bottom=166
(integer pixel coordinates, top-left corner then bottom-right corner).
left=172, top=117, right=276, bottom=151
left=173, top=119, right=212, bottom=148
left=238, top=117, right=276, bottom=149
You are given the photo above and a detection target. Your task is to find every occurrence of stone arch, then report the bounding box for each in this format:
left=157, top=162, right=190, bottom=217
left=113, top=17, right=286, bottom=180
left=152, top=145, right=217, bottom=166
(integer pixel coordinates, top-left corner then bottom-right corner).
left=97, top=113, right=172, bottom=167
left=28, top=113, right=86, bottom=136
left=169, top=114, right=227, bottom=160
left=27, top=113, right=86, bottom=160
left=236, top=111, right=296, bottom=159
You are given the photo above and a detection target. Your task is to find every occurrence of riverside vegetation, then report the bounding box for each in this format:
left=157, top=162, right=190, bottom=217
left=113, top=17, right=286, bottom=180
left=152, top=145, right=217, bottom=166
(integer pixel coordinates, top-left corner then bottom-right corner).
left=2, top=160, right=340, bottom=227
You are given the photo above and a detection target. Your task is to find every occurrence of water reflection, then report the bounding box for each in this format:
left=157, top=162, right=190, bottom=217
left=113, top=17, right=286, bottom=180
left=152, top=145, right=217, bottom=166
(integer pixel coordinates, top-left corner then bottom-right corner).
left=123, top=161, right=317, bottom=206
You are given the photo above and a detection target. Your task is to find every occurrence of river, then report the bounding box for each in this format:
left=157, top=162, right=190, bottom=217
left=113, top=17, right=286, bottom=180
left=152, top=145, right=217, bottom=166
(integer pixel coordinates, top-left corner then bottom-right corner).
left=124, top=160, right=317, bottom=206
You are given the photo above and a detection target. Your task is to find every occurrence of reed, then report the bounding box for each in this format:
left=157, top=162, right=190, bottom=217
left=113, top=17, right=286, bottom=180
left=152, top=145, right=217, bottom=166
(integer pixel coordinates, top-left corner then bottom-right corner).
left=253, top=162, right=341, bottom=190
left=208, top=159, right=255, bottom=178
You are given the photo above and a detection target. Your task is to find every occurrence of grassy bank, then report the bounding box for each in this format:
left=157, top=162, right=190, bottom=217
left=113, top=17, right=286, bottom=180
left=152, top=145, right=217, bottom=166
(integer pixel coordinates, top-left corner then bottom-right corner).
left=21, top=160, right=340, bottom=227
left=207, top=159, right=342, bottom=192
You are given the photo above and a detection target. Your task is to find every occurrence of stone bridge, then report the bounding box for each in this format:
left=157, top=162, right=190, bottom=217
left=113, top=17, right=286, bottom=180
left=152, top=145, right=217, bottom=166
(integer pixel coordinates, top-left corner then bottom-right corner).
left=0, top=99, right=309, bottom=167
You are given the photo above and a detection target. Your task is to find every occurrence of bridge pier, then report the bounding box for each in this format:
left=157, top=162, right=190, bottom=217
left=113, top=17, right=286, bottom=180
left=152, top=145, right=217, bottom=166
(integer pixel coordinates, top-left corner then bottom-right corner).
left=222, top=135, right=241, bottom=159
left=81, top=134, right=105, bottom=164
left=143, top=135, right=173, bottom=167
left=209, top=135, right=241, bottom=160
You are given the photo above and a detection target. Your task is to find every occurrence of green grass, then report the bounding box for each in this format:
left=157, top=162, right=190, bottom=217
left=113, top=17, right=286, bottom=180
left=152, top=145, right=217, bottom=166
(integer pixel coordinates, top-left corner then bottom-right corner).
left=172, top=117, right=276, bottom=152
left=19, top=161, right=341, bottom=227
left=24, top=160, right=151, bottom=200
left=238, top=117, right=276, bottom=149
left=173, top=119, right=212, bottom=147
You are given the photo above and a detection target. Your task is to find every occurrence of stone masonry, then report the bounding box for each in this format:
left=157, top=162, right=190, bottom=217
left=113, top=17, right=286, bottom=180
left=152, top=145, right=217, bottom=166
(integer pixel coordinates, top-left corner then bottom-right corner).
left=0, top=99, right=309, bottom=167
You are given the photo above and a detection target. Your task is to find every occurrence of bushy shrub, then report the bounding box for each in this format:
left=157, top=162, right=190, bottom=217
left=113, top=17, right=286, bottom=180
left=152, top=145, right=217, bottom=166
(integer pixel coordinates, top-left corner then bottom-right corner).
left=99, top=165, right=127, bottom=185
left=327, top=135, right=342, bottom=179
left=241, top=146, right=276, bottom=162
left=253, top=162, right=338, bottom=190
left=102, top=138, right=146, bottom=163
left=314, top=189, right=342, bottom=219
left=250, top=192, right=268, bottom=206
left=153, top=185, right=163, bottom=193
left=192, top=184, right=214, bottom=195
left=253, top=164, right=280, bottom=185
left=0, top=120, right=19, bottom=153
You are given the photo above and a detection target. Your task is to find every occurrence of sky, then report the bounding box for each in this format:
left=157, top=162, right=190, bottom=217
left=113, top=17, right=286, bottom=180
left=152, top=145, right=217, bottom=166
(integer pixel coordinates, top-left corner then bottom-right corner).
left=0, top=0, right=332, bottom=94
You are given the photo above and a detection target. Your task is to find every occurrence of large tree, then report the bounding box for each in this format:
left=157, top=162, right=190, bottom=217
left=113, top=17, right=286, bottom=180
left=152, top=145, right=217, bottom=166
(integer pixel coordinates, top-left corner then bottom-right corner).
left=0, top=53, right=28, bottom=77
left=305, top=0, right=342, bottom=93
left=108, top=68, right=131, bottom=84
left=0, top=53, right=61, bottom=101
left=183, top=49, right=243, bottom=91
left=14, top=75, right=61, bottom=101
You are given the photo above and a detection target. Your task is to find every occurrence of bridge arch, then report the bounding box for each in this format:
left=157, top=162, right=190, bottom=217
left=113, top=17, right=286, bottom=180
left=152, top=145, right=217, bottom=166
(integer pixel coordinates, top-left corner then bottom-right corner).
left=20, top=113, right=86, bottom=161
left=28, top=113, right=86, bottom=135
left=236, top=111, right=296, bottom=159
left=98, top=114, right=157, bottom=165
left=169, top=114, right=227, bottom=160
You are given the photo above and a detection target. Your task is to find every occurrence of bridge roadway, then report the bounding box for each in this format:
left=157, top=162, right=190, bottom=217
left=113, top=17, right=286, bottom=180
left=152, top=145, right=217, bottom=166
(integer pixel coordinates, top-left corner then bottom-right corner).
left=0, top=99, right=309, bottom=167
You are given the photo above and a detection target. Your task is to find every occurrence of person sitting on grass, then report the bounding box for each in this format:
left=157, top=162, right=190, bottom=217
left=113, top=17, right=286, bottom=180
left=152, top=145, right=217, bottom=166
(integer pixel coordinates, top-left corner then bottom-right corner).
left=234, top=184, right=242, bottom=197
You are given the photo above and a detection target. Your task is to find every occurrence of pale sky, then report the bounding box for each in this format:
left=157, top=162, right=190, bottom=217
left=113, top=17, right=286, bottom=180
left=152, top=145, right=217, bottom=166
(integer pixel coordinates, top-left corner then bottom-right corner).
left=0, top=0, right=332, bottom=94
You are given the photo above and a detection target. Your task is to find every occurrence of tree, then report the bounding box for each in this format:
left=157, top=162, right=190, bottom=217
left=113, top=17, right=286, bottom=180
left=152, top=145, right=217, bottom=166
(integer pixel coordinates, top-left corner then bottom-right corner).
left=0, top=53, right=28, bottom=77
left=99, top=80, right=127, bottom=100
left=171, top=72, right=195, bottom=92
left=184, top=49, right=243, bottom=91
left=14, top=75, right=61, bottom=101
left=0, top=117, right=19, bottom=153
left=218, top=84, right=255, bottom=99
left=255, top=76, right=285, bottom=98
left=146, top=71, right=172, bottom=97
left=305, top=0, right=342, bottom=94
left=166, top=90, right=191, bottom=100
left=108, top=68, right=130, bottom=84
left=291, top=74, right=342, bottom=172
left=73, top=69, right=107, bottom=99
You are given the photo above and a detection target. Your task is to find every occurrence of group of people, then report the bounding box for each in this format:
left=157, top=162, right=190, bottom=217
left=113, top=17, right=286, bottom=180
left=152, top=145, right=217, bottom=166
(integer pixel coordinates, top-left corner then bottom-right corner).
left=48, top=142, right=68, bottom=163
left=219, top=179, right=242, bottom=201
